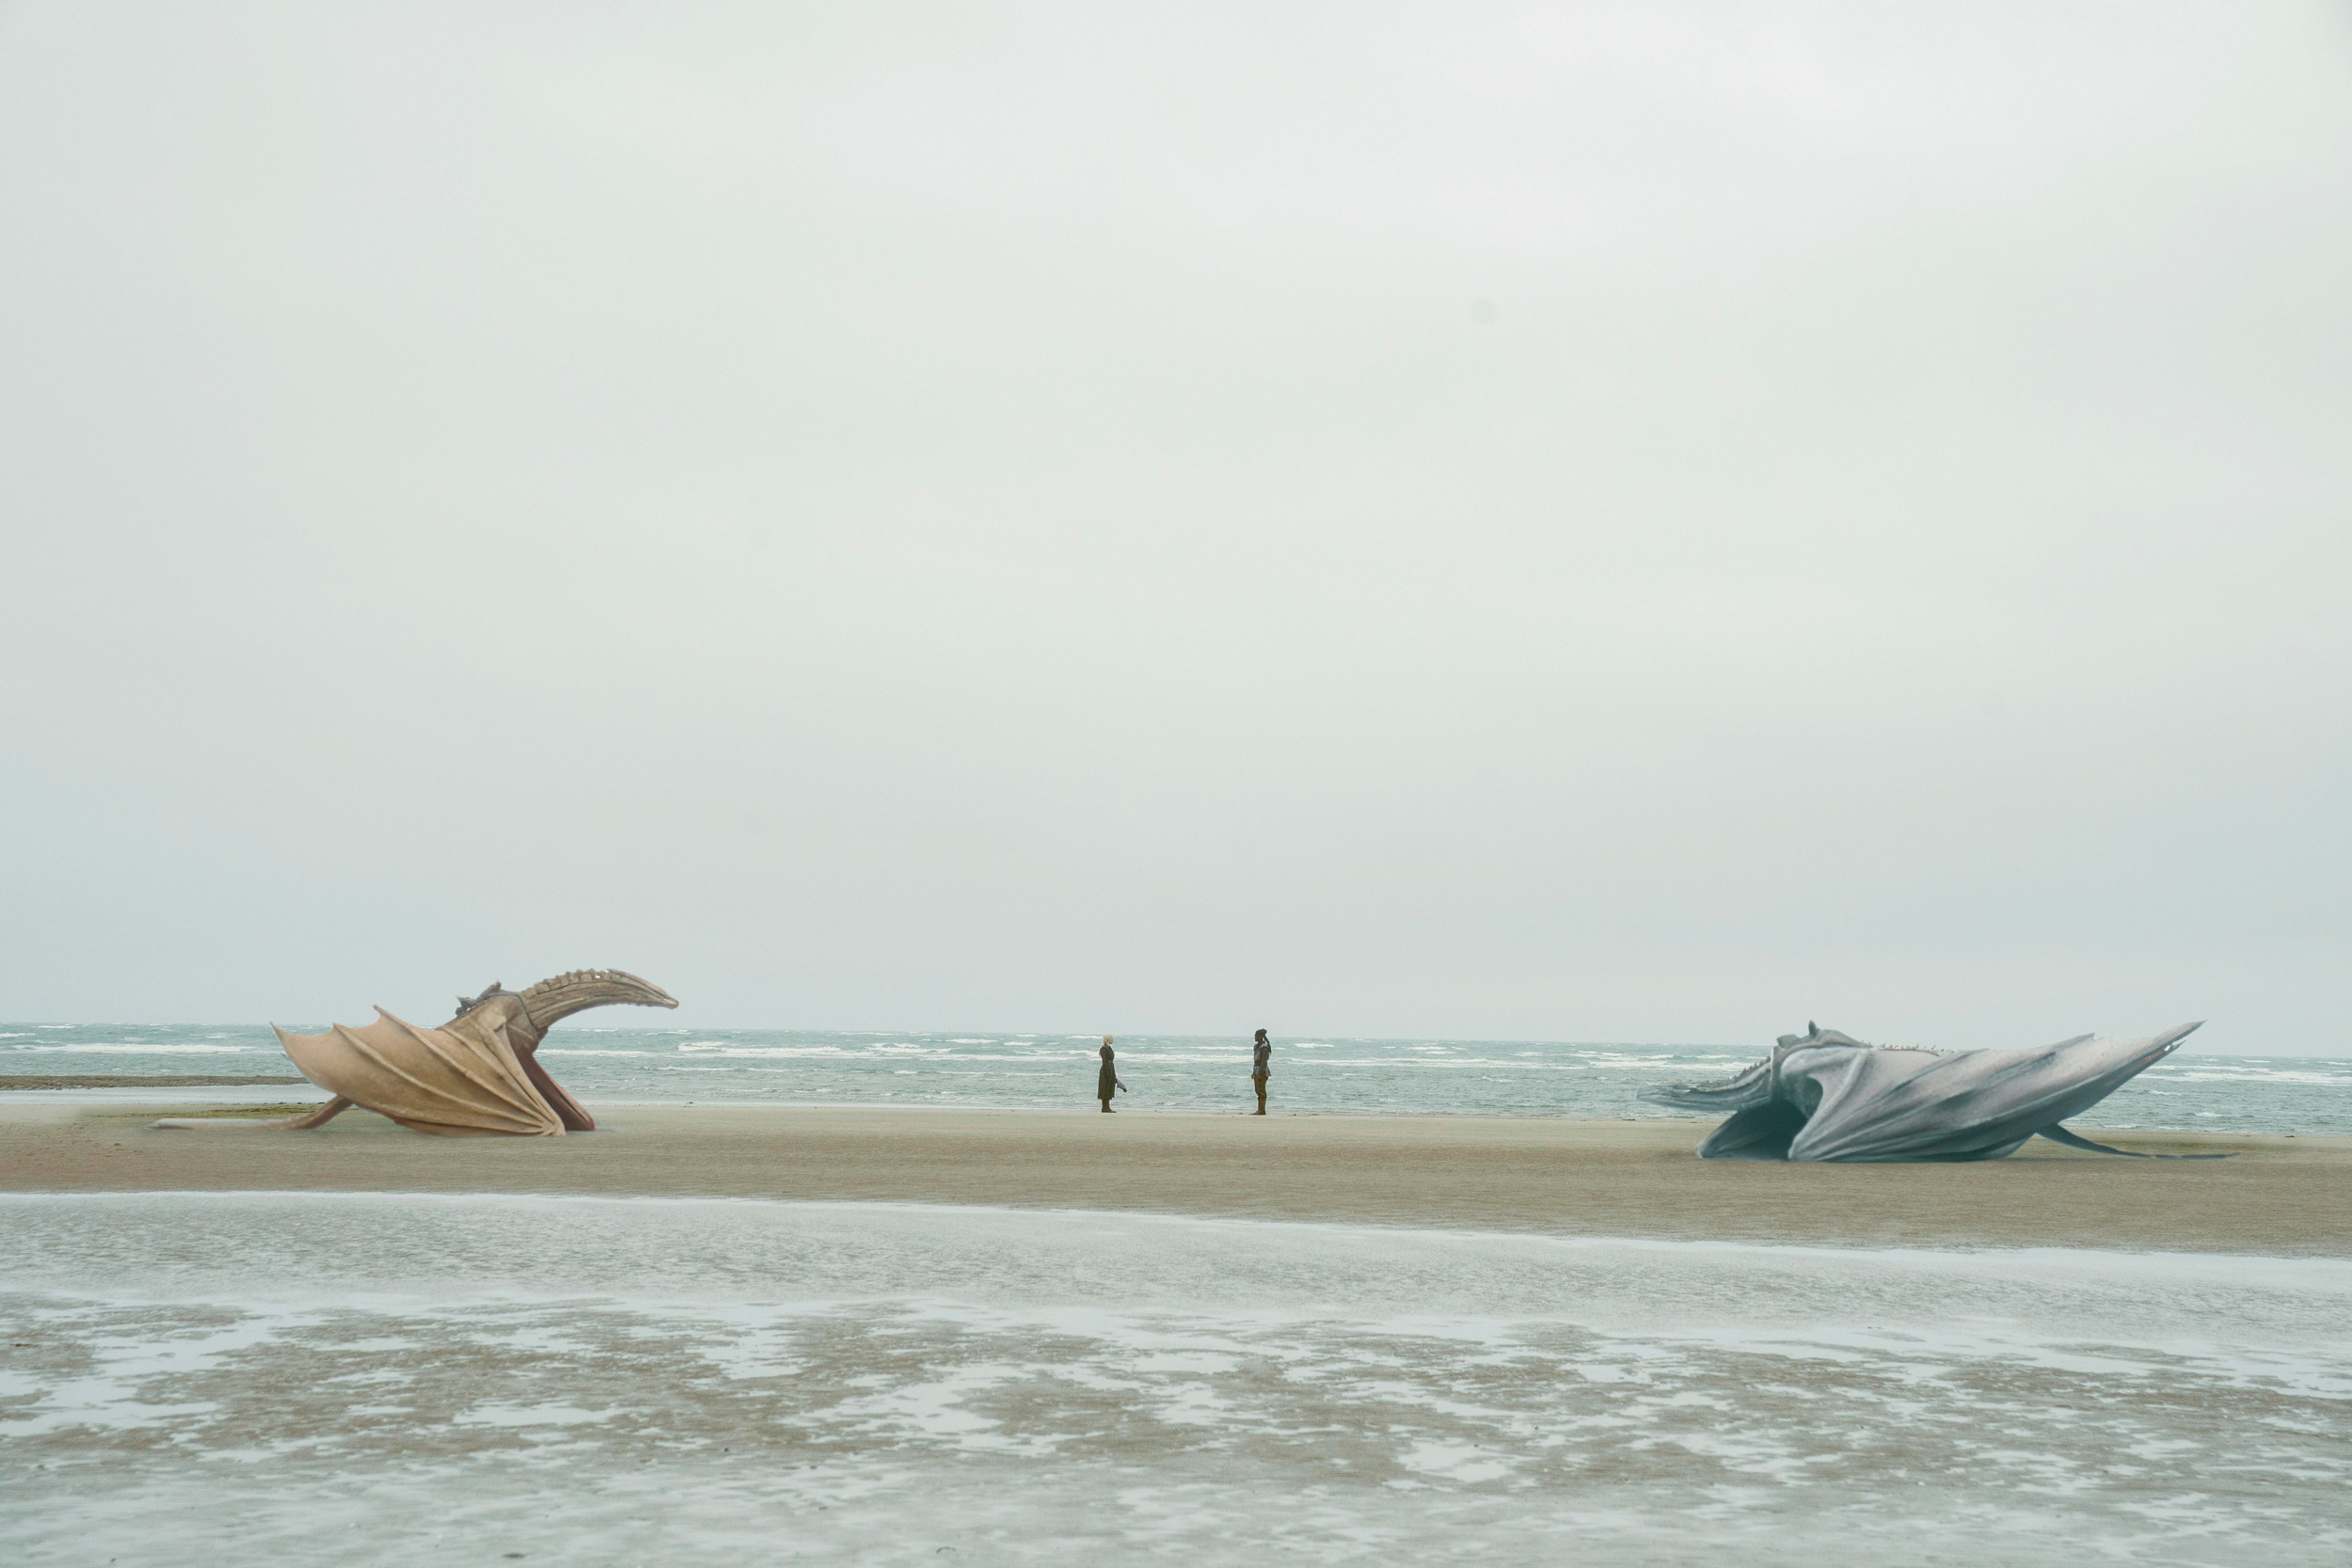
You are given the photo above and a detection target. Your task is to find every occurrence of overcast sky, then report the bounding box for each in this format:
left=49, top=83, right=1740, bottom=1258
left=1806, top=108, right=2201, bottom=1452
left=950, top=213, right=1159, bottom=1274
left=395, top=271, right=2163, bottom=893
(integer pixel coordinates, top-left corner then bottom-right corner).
left=3, top=3, right=2348, bottom=1050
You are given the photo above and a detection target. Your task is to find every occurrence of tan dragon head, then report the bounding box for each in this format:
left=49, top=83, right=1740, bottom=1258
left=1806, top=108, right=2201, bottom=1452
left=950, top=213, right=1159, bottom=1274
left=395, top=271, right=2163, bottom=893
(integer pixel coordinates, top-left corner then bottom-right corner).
left=452, top=970, right=680, bottom=1031
left=517, top=969, right=680, bottom=1029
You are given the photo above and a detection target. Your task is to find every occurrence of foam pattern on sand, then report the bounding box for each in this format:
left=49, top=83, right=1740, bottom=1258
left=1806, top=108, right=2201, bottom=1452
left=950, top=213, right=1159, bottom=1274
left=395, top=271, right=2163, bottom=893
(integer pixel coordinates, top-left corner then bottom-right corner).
left=5, top=1195, right=2349, bottom=1565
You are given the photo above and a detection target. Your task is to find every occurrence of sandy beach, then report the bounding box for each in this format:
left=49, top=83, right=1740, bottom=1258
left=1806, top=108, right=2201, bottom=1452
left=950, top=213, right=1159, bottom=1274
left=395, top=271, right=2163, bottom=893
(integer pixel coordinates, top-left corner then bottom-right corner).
left=13, top=1106, right=2352, bottom=1563
left=3, top=1100, right=2342, bottom=1254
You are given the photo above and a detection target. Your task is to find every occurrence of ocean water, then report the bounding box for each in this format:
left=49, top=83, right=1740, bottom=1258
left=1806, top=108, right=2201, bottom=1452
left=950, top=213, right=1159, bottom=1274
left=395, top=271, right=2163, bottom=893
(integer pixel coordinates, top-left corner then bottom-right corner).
left=7, top=1022, right=2352, bottom=1134
left=5, top=1194, right=2347, bottom=1565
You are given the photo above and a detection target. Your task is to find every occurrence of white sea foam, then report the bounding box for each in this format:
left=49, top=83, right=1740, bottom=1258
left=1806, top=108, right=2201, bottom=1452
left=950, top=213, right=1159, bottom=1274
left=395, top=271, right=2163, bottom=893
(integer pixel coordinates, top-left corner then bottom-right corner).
left=3, top=1195, right=2347, bottom=1565
left=2161, top=1067, right=2352, bottom=1085
left=3, top=1042, right=258, bottom=1054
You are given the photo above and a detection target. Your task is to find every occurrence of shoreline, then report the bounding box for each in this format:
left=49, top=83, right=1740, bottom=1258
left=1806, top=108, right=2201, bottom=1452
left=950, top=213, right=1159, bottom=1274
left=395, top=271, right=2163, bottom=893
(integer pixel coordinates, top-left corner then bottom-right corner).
left=3, top=1101, right=2344, bottom=1256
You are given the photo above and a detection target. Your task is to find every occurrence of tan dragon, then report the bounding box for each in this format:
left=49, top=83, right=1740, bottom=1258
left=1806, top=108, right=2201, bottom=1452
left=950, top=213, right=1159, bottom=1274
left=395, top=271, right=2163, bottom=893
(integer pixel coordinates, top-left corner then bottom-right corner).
left=151, top=970, right=678, bottom=1136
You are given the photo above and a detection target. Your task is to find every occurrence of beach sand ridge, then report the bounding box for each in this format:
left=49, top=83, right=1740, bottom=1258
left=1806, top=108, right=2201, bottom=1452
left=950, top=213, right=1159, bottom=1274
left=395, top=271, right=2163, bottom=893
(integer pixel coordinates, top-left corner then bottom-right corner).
left=3, top=1102, right=2342, bottom=1254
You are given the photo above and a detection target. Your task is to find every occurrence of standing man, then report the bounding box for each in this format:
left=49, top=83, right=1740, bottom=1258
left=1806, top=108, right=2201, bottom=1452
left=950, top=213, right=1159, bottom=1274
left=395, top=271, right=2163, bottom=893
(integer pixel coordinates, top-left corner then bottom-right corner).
left=1097, top=1037, right=1126, bottom=1113
left=1249, top=1028, right=1271, bottom=1115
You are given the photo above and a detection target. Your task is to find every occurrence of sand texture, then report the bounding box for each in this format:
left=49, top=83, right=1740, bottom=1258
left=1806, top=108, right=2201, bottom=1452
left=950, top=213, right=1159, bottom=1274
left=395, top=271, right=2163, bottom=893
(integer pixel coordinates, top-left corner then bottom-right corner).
left=3, top=1102, right=2343, bottom=1254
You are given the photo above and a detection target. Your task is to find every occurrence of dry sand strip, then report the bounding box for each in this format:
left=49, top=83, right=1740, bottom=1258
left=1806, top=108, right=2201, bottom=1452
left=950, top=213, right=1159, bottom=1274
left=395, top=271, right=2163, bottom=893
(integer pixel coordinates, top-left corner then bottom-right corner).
left=6, top=1101, right=2345, bottom=1254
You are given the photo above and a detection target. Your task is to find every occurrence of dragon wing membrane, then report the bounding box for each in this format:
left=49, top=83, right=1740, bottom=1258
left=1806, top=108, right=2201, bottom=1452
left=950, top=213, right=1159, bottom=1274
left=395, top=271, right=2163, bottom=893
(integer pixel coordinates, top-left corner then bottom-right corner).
left=1785, top=1028, right=2195, bottom=1163
left=1643, top=1023, right=2209, bottom=1162
left=275, top=1005, right=564, bottom=1137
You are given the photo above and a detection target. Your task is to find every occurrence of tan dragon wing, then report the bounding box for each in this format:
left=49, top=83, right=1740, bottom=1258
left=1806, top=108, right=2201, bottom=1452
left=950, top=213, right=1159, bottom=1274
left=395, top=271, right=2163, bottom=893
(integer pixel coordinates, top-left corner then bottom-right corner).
left=274, top=1006, right=564, bottom=1136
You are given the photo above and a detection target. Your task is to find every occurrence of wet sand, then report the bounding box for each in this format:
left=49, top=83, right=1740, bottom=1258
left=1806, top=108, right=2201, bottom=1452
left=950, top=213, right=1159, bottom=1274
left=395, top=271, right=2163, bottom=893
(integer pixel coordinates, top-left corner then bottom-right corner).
left=3, top=1101, right=2344, bottom=1254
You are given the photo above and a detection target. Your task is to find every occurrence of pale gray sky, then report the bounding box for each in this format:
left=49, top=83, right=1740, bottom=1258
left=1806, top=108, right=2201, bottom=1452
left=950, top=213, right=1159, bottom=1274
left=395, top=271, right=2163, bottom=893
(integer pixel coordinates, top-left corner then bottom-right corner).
left=3, top=3, right=2348, bottom=1050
